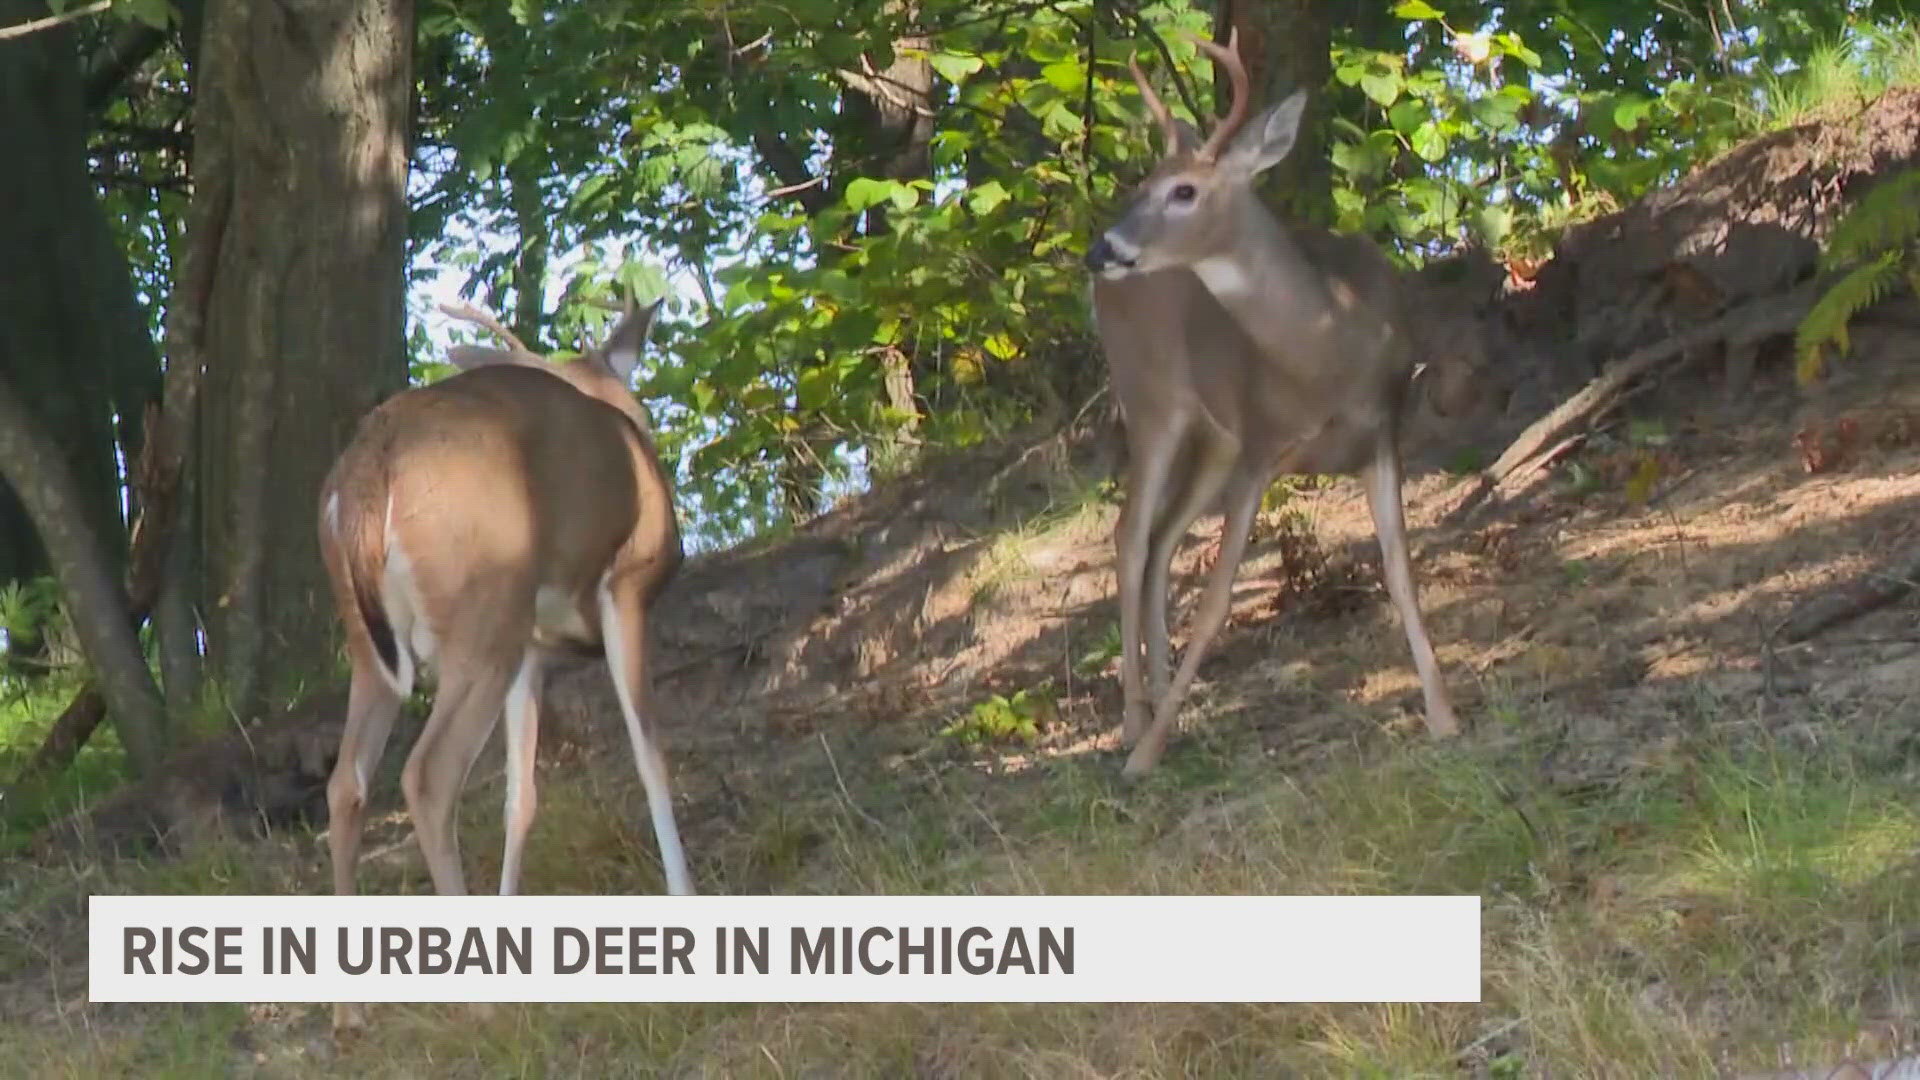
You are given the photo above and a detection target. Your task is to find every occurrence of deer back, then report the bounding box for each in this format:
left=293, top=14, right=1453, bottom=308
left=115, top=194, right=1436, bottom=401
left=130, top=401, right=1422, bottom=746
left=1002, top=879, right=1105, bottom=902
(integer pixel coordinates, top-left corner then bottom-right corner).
left=320, top=303, right=680, bottom=678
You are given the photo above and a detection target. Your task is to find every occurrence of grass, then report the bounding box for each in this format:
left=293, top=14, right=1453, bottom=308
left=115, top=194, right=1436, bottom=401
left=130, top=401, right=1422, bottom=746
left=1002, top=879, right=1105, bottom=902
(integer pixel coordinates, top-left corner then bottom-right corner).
left=3, top=687, right=1914, bottom=1077
left=1757, top=22, right=1920, bottom=129
left=0, top=672, right=133, bottom=855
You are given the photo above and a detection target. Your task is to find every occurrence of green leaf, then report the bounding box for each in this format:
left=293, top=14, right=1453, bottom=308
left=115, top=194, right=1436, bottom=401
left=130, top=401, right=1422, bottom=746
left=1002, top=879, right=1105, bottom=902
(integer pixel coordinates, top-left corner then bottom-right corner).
left=1493, top=32, right=1542, bottom=68
left=1410, top=121, right=1448, bottom=162
left=1613, top=95, right=1652, bottom=132
left=929, top=51, right=984, bottom=84
left=1474, top=203, right=1514, bottom=246
left=1392, top=0, right=1444, bottom=19
left=845, top=177, right=892, bottom=211
left=1361, top=68, right=1404, bottom=108
left=1331, top=138, right=1380, bottom=180
left=968, top=180, right=1010, bottom=215
left=1040, top=59, right=1084, bottom=95
left=796, top=365, right=836, bottom=411
left=982, top=332, right=1018, bottom=360
left=121, top=0, right=173, bottom=30
left=1389, top=99, right=1427, bottom=134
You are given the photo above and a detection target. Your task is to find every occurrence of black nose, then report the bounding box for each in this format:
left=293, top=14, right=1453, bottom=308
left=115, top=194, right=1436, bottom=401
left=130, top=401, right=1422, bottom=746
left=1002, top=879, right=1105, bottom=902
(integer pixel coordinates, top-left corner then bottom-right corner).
left=1085, top=236, right=1113, bottom=272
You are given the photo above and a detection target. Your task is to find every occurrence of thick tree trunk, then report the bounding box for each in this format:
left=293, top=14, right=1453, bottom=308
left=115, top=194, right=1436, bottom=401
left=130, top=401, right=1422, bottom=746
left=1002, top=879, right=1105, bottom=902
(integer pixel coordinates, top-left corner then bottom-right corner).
left=192, top=0, right=415, bottom=722
left=0, top=0, right=171, bottom=773
left=0, top=0, right=163, bottom=595
left=1214, top=0, right=1331, bottom=223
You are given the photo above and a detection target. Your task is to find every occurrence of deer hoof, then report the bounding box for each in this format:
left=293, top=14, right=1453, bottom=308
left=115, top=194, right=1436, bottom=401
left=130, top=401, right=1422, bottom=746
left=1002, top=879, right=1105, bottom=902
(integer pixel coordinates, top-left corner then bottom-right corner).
left=331, top=1003, right=367, bottom=1041
left=1426, top=711, right=1463, bottom=738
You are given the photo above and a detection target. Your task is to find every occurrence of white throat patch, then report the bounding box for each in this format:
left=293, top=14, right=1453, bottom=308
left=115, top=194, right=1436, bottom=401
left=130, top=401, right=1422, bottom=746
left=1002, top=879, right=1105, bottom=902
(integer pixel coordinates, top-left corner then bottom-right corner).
left=1191, top=255, right=1255, bottom=300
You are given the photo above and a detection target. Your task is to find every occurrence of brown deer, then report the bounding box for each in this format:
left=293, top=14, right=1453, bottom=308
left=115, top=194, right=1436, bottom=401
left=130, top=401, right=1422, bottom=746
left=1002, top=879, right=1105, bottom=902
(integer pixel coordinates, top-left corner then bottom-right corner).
left=318, top=295, right=689, bottom=1028
left=1085, top=30, right=1467, bottom=776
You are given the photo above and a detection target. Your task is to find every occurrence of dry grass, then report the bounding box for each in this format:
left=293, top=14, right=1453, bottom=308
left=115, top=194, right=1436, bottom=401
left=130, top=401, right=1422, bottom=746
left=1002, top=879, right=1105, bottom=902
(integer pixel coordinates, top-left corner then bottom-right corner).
left=5, top=686, right=1916, bottom=1077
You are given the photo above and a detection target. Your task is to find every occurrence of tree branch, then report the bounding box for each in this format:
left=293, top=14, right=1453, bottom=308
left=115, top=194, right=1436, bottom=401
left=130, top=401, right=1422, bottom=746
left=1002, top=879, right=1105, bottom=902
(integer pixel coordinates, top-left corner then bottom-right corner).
left=82, top=23, right=168, bottom=112
left=0, top=0, right=110, bottom=42
left=751, top=126, right=830, bottom=216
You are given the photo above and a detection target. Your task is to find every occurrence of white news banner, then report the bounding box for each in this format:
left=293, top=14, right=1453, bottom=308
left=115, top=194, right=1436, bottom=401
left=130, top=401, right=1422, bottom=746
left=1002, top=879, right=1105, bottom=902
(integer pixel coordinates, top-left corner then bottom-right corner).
left=91, top=894, right=1481, bottom=1004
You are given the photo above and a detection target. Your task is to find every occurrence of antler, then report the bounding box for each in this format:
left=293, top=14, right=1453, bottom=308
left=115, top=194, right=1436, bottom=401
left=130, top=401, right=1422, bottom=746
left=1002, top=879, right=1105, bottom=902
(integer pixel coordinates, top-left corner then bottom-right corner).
left=1188, top=28, right=1250, bottom=164
left=437, top=300, right=532, bottom=354
left=1127, top=53, right=1183, bottom=153
left=1127, top=29, right=1252, bottom=162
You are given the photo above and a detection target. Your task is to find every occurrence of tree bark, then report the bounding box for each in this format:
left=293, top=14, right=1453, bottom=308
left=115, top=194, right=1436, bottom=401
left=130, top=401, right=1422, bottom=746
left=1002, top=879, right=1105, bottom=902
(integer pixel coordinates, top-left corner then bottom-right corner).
left=1214, top=0, right=1332, bottom=223
left=191, top=0, right=415, bottom=722
left=0, top=377, right=166, bottom=773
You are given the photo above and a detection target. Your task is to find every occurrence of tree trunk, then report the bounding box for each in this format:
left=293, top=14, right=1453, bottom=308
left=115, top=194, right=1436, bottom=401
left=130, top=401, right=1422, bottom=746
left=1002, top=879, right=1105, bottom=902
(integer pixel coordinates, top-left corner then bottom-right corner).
left=1214, top=0, right=1332, bottom=223
left=509, top=149, right=551, bottom=350
left=192, top=0, right=415, bottom=722
left=0, top=0, right=171, bottom=773
left=0, top=378, right=166, bottom=773
left=0, top=0, right=163, bottom=596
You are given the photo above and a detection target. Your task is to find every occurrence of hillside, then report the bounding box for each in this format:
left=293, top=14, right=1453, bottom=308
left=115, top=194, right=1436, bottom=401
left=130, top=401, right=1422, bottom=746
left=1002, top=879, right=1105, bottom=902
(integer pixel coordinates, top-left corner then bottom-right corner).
left=6, top=92, right=1920, bottom=1078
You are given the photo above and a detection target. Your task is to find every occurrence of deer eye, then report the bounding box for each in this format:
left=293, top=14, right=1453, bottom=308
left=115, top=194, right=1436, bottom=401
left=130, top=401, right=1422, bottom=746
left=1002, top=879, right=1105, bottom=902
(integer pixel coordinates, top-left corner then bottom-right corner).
left=1170, top=182, right=1198, bottom=203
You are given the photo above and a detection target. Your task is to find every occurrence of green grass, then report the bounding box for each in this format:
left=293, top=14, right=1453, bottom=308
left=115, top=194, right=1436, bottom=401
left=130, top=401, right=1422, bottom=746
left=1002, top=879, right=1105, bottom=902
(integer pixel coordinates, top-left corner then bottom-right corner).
left=0, top=672, right=133, bottom=854
left=1758, top=22, right=1920, bottom=129
left=3, top=694, right=1913, bottom=1077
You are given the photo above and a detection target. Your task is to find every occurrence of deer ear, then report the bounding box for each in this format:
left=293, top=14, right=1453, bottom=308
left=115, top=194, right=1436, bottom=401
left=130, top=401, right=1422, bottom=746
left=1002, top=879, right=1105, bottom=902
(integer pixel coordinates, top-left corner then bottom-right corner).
left=446, top=344, right=522, bottom=371
left=597, top=297, right=664, bottom=383
left=1221, top=90, right=1307, bottom=178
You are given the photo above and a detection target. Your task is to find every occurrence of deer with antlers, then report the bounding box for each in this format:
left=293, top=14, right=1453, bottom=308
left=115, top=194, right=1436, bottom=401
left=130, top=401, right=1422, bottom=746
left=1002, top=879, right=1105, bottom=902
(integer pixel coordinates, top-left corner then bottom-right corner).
left=1086, top=30, right=1471, bottom=776
left=318, top=294, right=689, bottom=1030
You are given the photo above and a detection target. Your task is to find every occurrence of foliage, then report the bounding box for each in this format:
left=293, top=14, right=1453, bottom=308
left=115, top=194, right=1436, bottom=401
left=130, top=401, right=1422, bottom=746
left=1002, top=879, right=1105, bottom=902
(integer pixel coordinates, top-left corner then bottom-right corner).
left=0, top=578, right=66, bottom=661
left=941, top=685, right=1056, bottom=745
left=66, top=0, right=1920, bottom=554
left=1797, top=169, right=1920, bottom=382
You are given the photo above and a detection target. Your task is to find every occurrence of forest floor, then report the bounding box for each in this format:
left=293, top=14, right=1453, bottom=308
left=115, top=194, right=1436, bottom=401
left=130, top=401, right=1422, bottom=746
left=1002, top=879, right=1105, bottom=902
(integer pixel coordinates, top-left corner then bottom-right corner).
left=7, top=101, right=1920, bottom=1079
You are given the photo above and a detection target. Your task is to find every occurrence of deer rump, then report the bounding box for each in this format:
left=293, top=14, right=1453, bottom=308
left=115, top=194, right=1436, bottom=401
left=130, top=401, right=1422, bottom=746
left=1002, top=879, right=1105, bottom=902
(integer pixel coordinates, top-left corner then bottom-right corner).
left=319, top=362, right=657, bottom=693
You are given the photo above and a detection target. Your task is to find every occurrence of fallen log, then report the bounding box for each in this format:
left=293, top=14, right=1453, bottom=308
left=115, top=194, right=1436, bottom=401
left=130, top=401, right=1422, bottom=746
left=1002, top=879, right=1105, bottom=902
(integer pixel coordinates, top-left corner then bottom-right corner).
left=1449, top=280, right=1821, bottom=525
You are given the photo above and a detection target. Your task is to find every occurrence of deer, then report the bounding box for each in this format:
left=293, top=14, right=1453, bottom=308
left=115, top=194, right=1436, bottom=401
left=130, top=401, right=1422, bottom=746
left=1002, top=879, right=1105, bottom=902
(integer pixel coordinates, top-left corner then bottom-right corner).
left=318, top=293, right=690, bottom=1031
left=1085, top=30, right=1469, bottom=777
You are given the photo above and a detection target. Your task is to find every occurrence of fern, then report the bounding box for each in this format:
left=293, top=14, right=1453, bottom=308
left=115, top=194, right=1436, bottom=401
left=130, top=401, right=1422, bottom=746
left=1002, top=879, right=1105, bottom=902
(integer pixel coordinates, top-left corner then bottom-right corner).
left=1797, top=168, right=1920, bottom=383
left=1821, top=169, right=1920, bottom=272
left=1797, top=250, right=1903, bottom=383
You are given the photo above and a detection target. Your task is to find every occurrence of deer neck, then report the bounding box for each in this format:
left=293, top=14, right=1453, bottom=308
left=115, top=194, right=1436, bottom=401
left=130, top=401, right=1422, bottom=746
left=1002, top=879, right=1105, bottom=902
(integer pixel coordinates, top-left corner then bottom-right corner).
left=1186, top=199, right=1343, bottom=358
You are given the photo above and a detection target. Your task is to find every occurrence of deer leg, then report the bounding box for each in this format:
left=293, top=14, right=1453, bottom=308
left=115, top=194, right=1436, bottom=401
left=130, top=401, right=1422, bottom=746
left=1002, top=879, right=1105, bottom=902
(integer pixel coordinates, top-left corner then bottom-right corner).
left=327, top=661, right=406, bottom=898
left=400, top=656, right=513, bottom=896
left=1126, top=468, right=1264, bottom=778
left=599, top=579, right=695, bottom=896
left=497, top=647, right=544, bottom=896
left=326, top=659, right=404, bottom=1039
left=1141, top=436, right=1235, bottom=713
left=1115, top=417, right=1186, bottom=744
left=1362, top=434, right=1461, bottom=738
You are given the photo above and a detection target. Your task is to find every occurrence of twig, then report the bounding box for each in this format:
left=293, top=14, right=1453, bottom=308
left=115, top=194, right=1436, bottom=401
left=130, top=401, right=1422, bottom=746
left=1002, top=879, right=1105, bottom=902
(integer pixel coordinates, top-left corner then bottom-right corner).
left=817, top=731, right=884, bottom=830
left=0, top=0, right=111, bottom=41
left=437, top=300, right=531, bottom=354
left=765, top=176, right=825, bottom=199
